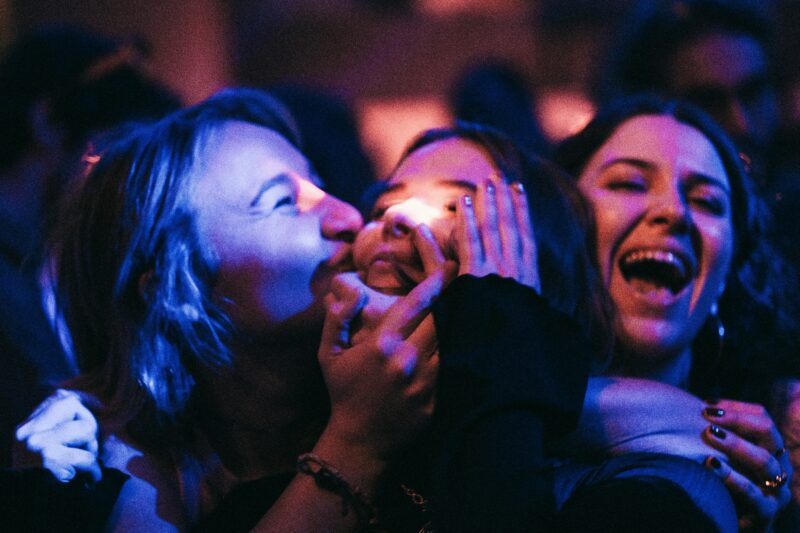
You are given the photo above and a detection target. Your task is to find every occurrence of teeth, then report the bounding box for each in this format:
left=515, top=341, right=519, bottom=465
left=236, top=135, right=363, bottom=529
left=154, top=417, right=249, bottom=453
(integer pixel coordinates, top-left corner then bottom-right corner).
left=623, top=250, right=686, bottom=274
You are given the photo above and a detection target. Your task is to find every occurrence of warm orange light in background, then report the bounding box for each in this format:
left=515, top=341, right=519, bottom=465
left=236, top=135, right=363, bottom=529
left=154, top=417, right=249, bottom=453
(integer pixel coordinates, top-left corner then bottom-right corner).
left=537, top=89, right=596, bottom=142
left=357, top=97, right=451, bottom=177
left=417, top=0, right=527, bottom=16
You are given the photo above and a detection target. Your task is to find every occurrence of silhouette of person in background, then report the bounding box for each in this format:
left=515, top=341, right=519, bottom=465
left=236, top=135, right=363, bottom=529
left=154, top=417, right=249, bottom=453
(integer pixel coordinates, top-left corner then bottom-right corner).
left=449, top=60, right=551, bottom=157
left=0, top=25, right=179, bottom=468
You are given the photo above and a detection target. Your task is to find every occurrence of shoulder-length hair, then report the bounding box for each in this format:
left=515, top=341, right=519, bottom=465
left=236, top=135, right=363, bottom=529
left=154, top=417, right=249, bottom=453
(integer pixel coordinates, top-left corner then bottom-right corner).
left=52, top=88, right=302, bottom=445
left=395, top=122, right=613, bottom=365
left=554, top=95, right=799, bottom=396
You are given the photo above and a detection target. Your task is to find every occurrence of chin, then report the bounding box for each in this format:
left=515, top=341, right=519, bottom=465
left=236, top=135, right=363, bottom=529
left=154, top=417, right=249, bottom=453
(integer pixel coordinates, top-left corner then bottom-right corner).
left=616, top=316, right=693, bottom=367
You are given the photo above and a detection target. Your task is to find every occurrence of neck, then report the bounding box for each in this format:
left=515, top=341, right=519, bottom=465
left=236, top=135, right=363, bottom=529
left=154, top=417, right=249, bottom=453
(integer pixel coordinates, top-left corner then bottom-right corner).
left=611, top=346, right=693, bottom=388
left=195, top=331, right=329, bottom=479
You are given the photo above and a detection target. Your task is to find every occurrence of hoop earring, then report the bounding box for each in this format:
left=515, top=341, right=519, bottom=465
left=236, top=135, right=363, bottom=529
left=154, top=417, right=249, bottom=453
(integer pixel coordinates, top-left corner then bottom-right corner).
left=710, top=302, right=725, bottom=361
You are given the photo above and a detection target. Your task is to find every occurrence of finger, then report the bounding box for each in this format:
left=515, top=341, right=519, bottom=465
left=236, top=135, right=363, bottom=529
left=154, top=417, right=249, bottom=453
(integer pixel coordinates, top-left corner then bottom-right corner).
left=378, top=265, right=451, bottom=341
left=412, top=224, right=446, bottom=274
left=704, top=456, right=778, bottom=526
left=703, top=425, right=783, bottom=484
left=456, top=194, right=481, bottom=274
left=319, top=275, right=367, bottom=355
left=495, top=180, right=521, bottom=280
left=406, top=350, right=439, bottom=404
left=26, top=419, right=98, bottom=452
left=404, top=315, right=438, bottom=362
left=703, top=402, right=782, bottom=450
left=42, top=447, right=100, bottom=483
left=476, top=180, right=502, bottom=269
left=510, top=181, right=540, bottom=291
left=16, top=391, right=94, bottom=441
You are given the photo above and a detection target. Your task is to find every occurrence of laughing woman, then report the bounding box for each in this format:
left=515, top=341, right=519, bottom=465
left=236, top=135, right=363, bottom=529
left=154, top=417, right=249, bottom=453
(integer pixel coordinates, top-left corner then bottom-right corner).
left=553, top=96, right=799, bottom=531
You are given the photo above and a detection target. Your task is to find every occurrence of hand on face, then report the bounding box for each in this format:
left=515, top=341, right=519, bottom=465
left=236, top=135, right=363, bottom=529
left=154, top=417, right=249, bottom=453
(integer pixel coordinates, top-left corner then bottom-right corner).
left=701, top=399, right=792, bottom=531
left=455, top=176, right=540, bottom=291
left=14, top=389, right=102, bottom=483
left=317, top=249, right=456, bottom=461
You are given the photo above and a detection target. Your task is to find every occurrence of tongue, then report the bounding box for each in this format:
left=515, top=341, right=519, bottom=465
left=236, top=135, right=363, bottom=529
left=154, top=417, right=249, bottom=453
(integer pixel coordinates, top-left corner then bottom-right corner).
left=629, top=276, right=673, bottom=298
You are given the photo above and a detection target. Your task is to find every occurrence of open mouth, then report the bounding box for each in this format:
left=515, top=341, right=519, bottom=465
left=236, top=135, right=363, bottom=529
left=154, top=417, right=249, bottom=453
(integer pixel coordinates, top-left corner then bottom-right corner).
left=619, top=249, right=693, bottom=296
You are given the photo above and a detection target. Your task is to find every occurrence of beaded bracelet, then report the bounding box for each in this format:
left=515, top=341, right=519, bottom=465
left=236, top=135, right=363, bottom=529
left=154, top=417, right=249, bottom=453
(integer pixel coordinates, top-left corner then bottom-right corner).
left=296, top=453, right=380, bottom=530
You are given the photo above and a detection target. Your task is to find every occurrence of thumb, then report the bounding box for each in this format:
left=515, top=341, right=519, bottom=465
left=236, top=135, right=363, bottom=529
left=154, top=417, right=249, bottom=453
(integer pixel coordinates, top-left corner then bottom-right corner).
left=319, top=274, right=368, bottom=356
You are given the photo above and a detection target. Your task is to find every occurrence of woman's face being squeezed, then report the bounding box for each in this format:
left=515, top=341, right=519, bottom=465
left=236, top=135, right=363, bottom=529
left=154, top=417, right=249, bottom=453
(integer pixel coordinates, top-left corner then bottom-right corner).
left=577, top=114, right=734, bottom=364
left=353, top=137, right=499, bottom=295
left=192, top=121, right=363, bottom=335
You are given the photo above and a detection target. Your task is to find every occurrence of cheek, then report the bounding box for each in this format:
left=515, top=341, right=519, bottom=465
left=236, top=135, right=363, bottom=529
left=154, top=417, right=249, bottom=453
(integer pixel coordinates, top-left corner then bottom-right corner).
left=700, top=219, right=734, bottom=285
left=429, top=218, right=456, bottom=256
left=353, top=223, right=382, bottom=269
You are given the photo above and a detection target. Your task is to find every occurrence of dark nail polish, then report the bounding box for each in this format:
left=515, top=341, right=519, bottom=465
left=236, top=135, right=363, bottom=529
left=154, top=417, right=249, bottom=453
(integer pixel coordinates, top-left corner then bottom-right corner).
left=710, top=425, right=726, bottom=439
left=705, top=456, right=722, bottom=469
left=704, top=407, right=725, bottom=417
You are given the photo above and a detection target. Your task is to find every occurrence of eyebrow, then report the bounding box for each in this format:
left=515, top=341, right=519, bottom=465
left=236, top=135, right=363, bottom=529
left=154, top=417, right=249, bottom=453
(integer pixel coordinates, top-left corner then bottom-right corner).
left=250, top=173, right=294, bottom=207
left=598, top=157, right=654, bottom=173
left=600, top=158, right=731, bottom=194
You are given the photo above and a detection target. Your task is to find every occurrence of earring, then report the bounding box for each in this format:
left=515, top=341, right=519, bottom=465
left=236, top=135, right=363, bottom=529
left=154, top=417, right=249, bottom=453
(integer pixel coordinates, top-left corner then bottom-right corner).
left=710, top=302, right=725, bottom=360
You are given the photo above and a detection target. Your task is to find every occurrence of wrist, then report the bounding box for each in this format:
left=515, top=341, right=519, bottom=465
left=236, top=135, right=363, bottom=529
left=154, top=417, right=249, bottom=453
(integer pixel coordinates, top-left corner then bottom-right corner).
left=312, top=425, right=388, bottom=496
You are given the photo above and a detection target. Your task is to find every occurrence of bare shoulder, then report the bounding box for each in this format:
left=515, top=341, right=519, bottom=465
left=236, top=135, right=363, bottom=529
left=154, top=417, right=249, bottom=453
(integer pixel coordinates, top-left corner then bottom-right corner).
left=101, top=428, right=187, bottom=531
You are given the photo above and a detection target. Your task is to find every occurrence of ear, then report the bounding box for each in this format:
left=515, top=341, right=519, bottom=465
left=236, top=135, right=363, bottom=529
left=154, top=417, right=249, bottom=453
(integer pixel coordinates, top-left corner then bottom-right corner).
left=29, top=99, right=66, bottom=152
left=138, top=270, right=154, bottom=302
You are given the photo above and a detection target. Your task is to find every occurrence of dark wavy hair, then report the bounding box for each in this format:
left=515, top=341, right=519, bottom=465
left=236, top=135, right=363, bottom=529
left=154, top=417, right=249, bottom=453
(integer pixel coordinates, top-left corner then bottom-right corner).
left=554, top=95, right=799, bottom=398
left=391, top=122, right=613, bottom=365
left=51, top=88, right=301, bottom=444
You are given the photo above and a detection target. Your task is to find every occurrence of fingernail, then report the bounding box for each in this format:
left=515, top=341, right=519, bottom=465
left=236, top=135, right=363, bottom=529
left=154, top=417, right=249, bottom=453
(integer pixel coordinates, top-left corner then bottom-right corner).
left=511, top=181, right=525, bottom=194
left=462, top=195, right=472, bottom=207
left=485, top=181, right=495, bottom=195
left=709, top=425, right=727, bottom=439
left=704, top=407, right=725, bottom=417
left=705, top=456, right=722, bottom=470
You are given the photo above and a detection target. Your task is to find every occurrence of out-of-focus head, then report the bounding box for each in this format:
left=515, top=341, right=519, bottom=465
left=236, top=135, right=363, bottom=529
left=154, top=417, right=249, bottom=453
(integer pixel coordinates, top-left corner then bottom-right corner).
left=450, top=60, right=551, bottom=156
left=598, top=0, right=779, bottom=150
left=555, top=95, right=759, bottom=372
left=0, top=25, right=179, bottom=175
left=54, top=88, right=361, bottom=436
left=356, top=123, right=611, bottom=356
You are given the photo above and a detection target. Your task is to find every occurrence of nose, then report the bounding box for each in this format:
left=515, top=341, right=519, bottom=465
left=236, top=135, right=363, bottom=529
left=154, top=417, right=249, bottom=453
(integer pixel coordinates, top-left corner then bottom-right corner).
left=648, top=188, right=691, bottom=234
left=320, top=194, right=363, bottom=243
left=381, top=206, right=416, bottom=239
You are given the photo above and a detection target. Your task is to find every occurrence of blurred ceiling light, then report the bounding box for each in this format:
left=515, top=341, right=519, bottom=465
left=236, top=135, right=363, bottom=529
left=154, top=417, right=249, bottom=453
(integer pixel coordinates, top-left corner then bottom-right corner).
left=537, top=88, right=595, bottom=142
left=357, top=96, right=450, bottom=177
left=417, top=0, right=526, bottom=16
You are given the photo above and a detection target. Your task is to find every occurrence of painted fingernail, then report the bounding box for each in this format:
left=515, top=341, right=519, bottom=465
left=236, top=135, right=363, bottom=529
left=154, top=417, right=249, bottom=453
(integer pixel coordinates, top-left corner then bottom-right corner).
left=485, top=181, right=495, bottom=195
left=705, top=456, right=722, bottom=470
left=774, top=447, right=787, bottom=459
left=511, top=181, right=525, bottom=194
left=709, top=425, right=727, bottom=439
left=462, top=195, right=472, bottom=207
left=704, top=407, right=725, bottom=417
